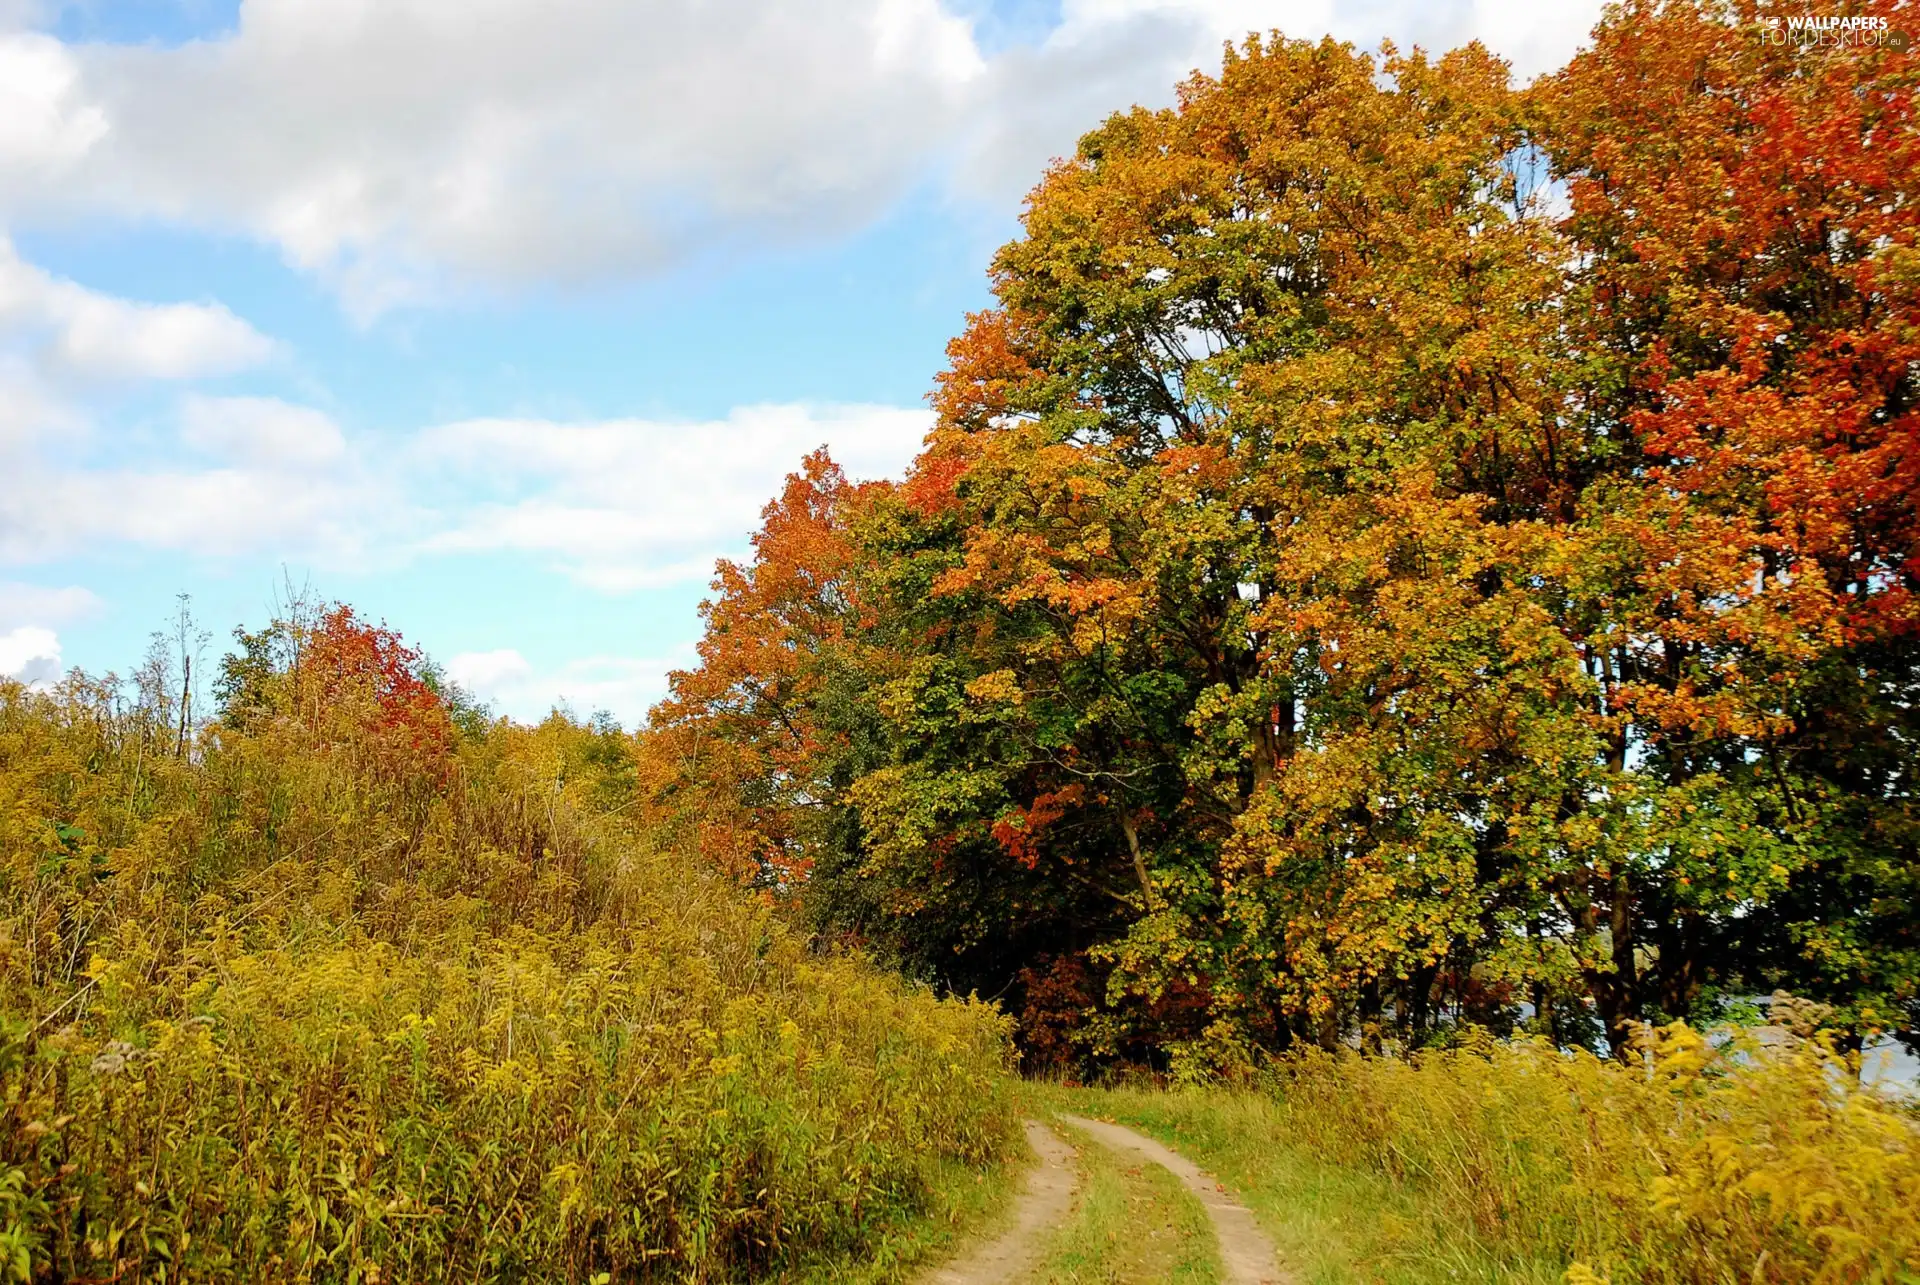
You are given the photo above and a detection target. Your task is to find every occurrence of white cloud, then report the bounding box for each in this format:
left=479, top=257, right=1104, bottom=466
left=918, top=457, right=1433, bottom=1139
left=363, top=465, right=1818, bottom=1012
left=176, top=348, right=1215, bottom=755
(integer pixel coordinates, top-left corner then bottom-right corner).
left=0, top=240, right=297, bottom=564
left=447, top=645, right=689, bottom=726
left=414, top=402, right=931, bottom=590
left=0, top=0, right=1603, bottom=313
left=1, top=392, right=919, bottom=591
left=0, top=32, right=106, bottom=178
left=1468, top=0, right=1608, bottom=85
left=0, top=244, right=280, bottom=552
left=0, top=623, right=61, bottom=685
left=180, top=393, right=347, bottom=467
left=0, top=578, right=95, bottom=687
left=7, top=0, right=985, bottom=316
left=1056, top=0, right=1598, bottom=79
left=0, top=579, right=101, bottom=629
left=0, top=236, right=275, bottom=381
left=11, top=467, right=360, bottom=558
left=0, top=353, right=82, bottom=452
left=443, top=647, right=531, bottom=692
left=0, top=394, right=397, bottom=564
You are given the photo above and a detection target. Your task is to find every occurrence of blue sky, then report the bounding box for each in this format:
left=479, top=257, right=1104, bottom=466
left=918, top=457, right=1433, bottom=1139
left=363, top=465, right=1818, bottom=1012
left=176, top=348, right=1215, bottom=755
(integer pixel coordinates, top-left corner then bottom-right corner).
left=0, top=0, right=1603, bottom=724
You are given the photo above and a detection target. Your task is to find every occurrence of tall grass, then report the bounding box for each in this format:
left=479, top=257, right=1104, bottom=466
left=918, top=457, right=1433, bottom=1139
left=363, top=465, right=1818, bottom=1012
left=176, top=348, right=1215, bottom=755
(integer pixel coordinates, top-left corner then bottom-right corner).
left=1269, top=1026, right=1919, bottom=1284
left=0, top=673, right=1017, bottom=1281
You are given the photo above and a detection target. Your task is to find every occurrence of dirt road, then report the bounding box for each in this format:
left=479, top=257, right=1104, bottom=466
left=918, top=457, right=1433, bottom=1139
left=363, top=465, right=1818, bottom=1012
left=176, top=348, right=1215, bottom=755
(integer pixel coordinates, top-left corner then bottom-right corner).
left=921, top=1120, right=1081, bottom=1284
left=1059, top=1114, right=1287, bottom=1285
left=920, top=1114, right=1287, bottom=1284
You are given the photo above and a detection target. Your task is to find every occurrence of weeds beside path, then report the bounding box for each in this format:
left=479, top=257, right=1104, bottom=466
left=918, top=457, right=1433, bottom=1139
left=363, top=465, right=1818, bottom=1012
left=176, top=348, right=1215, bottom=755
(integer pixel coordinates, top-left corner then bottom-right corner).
left=1039, top=1084, right=1561, bottom=1285
left=1032, top=1032, right=1920, bottom=1285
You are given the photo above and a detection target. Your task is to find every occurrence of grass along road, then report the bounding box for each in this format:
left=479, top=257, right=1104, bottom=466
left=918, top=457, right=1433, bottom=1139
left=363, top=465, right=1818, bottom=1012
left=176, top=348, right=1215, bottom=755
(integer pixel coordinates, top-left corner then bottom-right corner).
left=923, top=1121, right=1082, bottom=1284
left=1036, top=1085, right=1563, bottom=1285
left=1021, top=1116, right=1223, bottom=1284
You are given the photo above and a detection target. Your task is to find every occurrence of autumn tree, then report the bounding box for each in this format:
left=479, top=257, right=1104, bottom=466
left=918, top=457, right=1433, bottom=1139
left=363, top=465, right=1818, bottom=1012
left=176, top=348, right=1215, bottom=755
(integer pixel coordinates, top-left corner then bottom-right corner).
left=1539, top=0, right=1918, bottom=1042
left=642, top=452, right=888, bottom=886
left=653, top=2, right=1917, bottom=1065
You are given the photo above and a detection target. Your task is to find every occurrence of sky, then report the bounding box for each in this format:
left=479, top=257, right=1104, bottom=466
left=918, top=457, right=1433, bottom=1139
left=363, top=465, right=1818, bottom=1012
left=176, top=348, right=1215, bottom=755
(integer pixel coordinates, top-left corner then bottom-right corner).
left=0, top=0, right=1606, bottom=726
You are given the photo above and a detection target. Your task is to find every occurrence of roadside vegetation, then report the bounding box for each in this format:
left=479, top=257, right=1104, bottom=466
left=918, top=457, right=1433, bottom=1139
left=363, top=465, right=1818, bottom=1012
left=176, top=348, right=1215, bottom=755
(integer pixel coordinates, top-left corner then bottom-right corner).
left=1043, top=1022, right=1920, bottom=1284
left=0, top=603, right=1015, bottom=1282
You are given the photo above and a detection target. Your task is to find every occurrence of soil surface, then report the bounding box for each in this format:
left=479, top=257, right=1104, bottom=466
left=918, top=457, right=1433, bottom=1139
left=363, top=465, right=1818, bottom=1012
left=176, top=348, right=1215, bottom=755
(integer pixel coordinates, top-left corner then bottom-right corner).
left=920, top=1114, right=1289, bottom=1285
left=921, top=1119, right=1081, bottom=1284
left=1059, top=1114, right=1288, bottom=1285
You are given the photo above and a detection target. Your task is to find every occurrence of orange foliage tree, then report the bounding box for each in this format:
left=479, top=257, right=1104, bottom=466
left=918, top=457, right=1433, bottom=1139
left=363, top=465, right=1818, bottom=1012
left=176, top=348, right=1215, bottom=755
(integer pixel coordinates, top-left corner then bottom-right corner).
left=641, top=452, right=885, bottom=885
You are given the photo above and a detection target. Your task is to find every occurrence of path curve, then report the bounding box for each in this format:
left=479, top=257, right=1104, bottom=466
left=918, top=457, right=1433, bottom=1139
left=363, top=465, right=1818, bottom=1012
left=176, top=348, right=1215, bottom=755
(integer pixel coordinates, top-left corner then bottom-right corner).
left=1058, top=1113, right=1288, bottom=1285
left=921, top=1119, right=1080, bottom=1284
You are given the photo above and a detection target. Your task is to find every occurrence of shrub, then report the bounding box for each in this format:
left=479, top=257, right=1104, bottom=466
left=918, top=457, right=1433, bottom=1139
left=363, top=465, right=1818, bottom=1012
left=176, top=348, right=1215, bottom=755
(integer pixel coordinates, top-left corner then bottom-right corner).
left=0, top=672, right=1016, bottom=1282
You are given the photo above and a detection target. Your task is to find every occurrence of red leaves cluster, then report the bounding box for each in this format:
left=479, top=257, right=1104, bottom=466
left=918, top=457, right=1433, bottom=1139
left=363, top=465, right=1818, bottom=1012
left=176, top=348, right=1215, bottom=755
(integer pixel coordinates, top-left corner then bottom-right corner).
left=1554, top=0, right=1919, bottom=645
left=991, top=785, right=1085, bottom=869
left=300, top=605, right=453, bottom=775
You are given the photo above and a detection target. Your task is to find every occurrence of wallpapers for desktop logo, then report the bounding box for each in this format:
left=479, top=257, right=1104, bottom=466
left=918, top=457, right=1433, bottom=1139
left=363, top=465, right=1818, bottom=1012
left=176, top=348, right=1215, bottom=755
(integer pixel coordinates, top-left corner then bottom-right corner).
left=1755, top=12, right=1909, bottom=49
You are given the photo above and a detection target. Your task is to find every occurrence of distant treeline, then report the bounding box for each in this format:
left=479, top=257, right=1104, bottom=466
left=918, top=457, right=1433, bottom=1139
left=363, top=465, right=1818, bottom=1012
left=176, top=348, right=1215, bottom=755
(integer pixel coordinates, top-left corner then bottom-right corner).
left=638, top=0, right=1918, bottom=1070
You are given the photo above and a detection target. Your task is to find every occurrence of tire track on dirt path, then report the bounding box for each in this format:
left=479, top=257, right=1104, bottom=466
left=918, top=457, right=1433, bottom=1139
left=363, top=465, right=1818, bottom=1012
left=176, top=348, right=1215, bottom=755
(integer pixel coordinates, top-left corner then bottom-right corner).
left=1059, top=1113, right=1289, bottom=1285
left=921, top=1119, right=1080, bottom=1284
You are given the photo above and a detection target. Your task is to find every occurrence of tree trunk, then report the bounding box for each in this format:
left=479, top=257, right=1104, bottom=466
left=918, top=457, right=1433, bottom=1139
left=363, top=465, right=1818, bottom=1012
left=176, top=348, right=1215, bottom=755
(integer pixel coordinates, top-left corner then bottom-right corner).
left=1250, top=690, right=1296, bottom=794
left=1120, top=811, right=1157, bottom=910
left=1598, top=869, right=1641, bottom=1059
left=176, top=654, right=192, bottom=758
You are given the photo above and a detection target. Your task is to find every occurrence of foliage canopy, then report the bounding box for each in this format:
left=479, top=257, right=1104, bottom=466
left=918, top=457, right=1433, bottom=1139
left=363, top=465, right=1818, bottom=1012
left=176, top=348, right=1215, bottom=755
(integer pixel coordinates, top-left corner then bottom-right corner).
left=647, top=0, right=1919, bottom=1066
